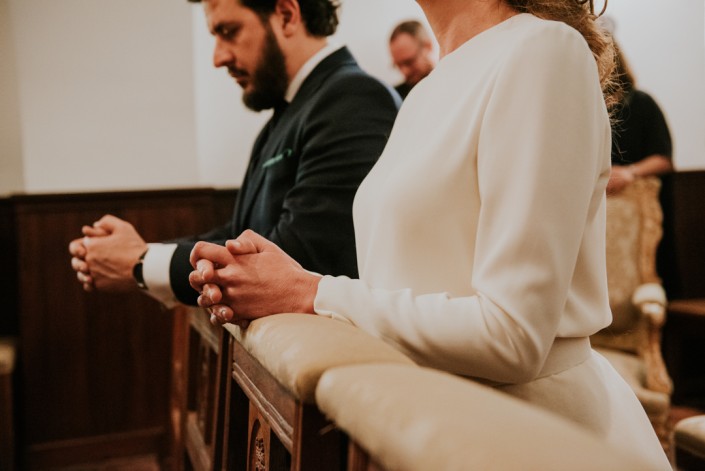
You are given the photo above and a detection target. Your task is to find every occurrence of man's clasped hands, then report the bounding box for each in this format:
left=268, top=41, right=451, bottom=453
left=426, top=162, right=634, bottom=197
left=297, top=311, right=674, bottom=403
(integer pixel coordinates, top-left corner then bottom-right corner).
left=189, top=230, right=321, bottom=327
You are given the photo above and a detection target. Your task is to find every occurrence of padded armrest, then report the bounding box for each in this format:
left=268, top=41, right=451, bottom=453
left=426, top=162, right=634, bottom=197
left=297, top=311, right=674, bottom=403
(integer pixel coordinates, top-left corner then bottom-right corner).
left=224, top=314, right=414, bottom=403
left=676, top=415, right=705, bottom=460
left=316, top=364, right=661, bottom=471
left=633, top=283, right=667, bottom=307
left=633, top=283, right=667, bottom=327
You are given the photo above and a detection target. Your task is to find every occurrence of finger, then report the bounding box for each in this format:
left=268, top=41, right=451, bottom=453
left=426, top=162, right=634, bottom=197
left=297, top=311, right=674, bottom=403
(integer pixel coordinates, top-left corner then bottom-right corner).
left=196, top=259, right=217, bottom=281
left=211, top=305, right=234, bottom=323
left=83, top=282, right=94, bottom=292
left=71, top=256, right=88, bottom=273
left=189, top=269, right=207, bottom=293
left=82, top=225, right=109, bottom=237
left=202, top=283, right=223, bottom=305
left=227, top=229, right=276, bottom=255
left=190, top=241, right=234, bottom=269
left=68, top=239, right=86, bottom=257
left=198, top=293, right=215, bottom=308
left=225, top=237, right=259, bottom=256
left=210, top=313, right=219, bottom=325
left=92, top=214, right=123, bottom=233
left=77, top=271, right=94, bottom=286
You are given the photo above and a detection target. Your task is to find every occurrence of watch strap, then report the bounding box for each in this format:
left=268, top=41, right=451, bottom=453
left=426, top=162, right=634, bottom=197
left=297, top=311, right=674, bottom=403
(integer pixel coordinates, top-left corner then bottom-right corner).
left=133, top=249, right=149, bottom=290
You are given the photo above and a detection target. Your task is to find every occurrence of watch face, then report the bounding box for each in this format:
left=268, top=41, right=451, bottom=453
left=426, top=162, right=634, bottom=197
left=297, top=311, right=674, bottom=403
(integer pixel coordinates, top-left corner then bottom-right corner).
left=133, top=260, right=147, bottom=290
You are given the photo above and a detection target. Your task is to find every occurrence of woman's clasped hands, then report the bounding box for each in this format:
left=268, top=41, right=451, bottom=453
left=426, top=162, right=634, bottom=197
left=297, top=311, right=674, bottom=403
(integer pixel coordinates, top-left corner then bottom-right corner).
left=188, top=230, right=322, bottom=327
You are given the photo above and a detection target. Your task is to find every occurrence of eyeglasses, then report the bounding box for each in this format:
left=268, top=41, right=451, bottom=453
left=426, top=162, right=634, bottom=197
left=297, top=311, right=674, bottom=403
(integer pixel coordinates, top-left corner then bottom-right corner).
left=393, top=46, right=424, bottom=71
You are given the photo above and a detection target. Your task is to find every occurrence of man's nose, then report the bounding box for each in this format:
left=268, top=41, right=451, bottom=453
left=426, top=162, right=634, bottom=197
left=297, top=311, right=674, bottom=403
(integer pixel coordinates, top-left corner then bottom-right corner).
left=213, top=38, right=233, bottom=68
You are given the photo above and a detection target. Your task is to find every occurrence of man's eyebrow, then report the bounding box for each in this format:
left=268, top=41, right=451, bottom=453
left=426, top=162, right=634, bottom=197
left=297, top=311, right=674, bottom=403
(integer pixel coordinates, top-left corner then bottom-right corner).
left=211, top=22, right=238, bottom=36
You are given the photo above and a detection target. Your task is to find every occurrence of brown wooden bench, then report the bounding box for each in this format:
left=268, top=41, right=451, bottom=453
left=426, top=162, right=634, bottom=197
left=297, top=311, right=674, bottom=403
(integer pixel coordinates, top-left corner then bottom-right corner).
left=0, top=338, right=17, bottom=471
left=219, top=314, right=415, bottom=471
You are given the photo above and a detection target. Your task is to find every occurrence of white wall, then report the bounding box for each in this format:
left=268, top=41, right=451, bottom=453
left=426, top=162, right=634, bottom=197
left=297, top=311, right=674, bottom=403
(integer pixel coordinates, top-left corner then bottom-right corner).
left=607, top=0, right=705, bottom=170
left=5, top=0, right=199, bottom=194
left=0, top=0, right=24, bottom=195
left=191, top=0, right=428, bottom=189
left=2, top=0, right=703, bottom=196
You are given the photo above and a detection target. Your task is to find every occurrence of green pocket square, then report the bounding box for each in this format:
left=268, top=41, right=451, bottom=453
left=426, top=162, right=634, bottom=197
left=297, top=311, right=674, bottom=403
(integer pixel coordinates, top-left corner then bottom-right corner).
left=262, top=148, right=293, bottom=169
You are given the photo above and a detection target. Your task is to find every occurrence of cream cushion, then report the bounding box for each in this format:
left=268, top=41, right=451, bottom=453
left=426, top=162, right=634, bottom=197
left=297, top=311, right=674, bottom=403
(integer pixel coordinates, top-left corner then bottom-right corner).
left=224, top=313, right=414, bottom=403
left=675, top=415, right=705, bottom=459
left=316, top=364, right=661, bottom=471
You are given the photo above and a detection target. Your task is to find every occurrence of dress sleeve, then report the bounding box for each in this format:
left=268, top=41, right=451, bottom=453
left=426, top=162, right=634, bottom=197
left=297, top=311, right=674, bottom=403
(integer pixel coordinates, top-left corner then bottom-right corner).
left=314, top=26, right=611, bottom=384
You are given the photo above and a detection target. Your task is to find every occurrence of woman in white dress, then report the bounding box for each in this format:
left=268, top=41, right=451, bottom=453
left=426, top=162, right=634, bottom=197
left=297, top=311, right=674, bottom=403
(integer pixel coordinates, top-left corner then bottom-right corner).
left=189, top=0, right=671, bottom=467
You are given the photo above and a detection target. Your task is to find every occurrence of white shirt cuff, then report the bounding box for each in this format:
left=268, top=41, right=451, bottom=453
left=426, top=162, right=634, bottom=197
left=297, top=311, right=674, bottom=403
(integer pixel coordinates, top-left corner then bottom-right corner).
left=143, top=243, right=180, bottom=309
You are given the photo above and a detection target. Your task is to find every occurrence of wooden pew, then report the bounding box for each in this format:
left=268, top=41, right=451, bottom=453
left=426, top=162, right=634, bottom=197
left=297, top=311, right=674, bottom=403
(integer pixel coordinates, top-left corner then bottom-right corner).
left=218, top=314, right=415, bottom=471
left=170, top=306, right=230, bottom=471
left=0, top=338, right=16, bottom=471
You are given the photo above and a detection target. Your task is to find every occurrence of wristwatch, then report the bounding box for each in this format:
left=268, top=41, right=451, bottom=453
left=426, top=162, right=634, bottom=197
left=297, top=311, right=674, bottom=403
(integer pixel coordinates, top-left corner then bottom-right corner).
left=132, top=249, right=149, bottom=290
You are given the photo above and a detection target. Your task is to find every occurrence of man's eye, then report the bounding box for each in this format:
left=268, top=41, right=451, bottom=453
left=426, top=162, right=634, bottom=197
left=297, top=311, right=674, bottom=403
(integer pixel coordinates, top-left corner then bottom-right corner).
left=219, top=26, right=238, bottom=39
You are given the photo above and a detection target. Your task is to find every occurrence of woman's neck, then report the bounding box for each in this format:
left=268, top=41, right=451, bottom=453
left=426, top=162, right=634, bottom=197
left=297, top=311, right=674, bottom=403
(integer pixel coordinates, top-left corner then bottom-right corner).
left=418, top=0, right=519, bottom=58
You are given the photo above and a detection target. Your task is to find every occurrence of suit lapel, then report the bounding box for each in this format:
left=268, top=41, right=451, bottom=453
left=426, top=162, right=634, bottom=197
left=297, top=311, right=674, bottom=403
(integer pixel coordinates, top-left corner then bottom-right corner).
left=233, top=47, right=357, bottom=234
left=233, top=116, right=276, bottom=233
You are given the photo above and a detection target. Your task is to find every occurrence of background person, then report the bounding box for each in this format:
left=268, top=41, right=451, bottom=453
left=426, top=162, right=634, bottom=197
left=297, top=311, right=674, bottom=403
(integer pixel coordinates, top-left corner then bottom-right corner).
left=607, top=44, right=673, bottom=195
left=189, top=0, right=671, bottom=467
left=68, top=0, right=399, bottom=306
left=388, top=20, right=436, bottom=99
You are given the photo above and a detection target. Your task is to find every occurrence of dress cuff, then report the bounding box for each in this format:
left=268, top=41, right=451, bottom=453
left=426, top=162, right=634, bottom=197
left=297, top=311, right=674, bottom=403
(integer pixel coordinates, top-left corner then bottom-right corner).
left=314, top=275, right=355, bottom=325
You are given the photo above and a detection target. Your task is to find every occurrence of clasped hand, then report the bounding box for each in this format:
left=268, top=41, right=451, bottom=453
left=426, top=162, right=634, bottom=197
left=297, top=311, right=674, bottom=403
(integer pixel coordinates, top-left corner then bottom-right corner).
left=68, top=215, right=148, bottom=292
left=189, top=230, right=321, bottom=327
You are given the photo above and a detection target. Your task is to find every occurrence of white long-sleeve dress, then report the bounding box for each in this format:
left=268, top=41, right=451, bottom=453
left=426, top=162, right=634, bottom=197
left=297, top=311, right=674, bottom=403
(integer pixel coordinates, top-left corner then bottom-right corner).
left=314, top=13, right=670, bottom=469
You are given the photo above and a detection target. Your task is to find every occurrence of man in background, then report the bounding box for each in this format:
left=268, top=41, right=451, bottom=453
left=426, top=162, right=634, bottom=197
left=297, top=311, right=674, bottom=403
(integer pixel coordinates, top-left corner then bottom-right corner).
left=69, top=0, right=399, bottom=307
left=389, top=20, right=436, bottom=99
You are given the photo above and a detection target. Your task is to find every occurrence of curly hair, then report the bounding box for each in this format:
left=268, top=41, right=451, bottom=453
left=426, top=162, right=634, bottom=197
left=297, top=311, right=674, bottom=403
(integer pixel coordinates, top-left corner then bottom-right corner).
left=240, top=0, right=339, bottom=37
left=505, top=0, right=619, bottom=109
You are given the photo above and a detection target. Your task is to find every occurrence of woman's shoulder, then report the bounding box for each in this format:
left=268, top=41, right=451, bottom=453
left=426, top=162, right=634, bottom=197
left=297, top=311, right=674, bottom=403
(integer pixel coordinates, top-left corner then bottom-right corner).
left=509, top=14, right=590, bottom=54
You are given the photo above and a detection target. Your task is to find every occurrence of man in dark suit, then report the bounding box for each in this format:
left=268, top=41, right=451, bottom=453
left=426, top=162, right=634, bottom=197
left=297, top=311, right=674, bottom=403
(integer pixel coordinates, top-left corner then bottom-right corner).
left=69, top=0, right=399, bottom=306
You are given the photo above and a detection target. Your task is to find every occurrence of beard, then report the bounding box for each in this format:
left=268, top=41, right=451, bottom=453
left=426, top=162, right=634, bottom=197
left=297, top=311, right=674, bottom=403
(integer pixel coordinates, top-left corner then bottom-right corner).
left=241, top=27, right=289, bottom=112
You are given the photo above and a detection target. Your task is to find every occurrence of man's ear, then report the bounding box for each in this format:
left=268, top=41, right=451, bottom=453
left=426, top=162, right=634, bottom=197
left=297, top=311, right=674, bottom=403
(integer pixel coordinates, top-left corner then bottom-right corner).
left=272, top=0, right=302, bottom=37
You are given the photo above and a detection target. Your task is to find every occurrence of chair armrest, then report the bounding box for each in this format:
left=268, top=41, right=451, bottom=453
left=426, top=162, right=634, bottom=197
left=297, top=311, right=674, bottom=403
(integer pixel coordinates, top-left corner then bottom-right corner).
left=633, top=282, right=667, bottom=326
left=631, top=283, right=672, bottom=394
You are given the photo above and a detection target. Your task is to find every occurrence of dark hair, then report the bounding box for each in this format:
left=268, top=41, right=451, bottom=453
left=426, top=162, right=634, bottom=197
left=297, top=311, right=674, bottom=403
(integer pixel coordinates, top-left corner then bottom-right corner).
left=389, top=20, right=431, bottom=44
left=194, top=0, right=339, bottom=37
left=505, top=0, right=618, bottom=109
left=187, top=0, right=339, bottom=37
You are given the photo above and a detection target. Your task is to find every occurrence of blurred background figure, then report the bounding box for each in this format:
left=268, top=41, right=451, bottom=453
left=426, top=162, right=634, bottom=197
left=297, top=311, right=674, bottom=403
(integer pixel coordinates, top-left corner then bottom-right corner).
left=388, top=20, right=436, bottom=99
left=608, top=43, right=674, bottom=195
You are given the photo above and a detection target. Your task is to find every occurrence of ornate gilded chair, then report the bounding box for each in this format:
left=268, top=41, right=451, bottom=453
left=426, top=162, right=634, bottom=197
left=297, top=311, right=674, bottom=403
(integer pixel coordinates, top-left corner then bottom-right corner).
left=591, top=177, right=674, bottom=459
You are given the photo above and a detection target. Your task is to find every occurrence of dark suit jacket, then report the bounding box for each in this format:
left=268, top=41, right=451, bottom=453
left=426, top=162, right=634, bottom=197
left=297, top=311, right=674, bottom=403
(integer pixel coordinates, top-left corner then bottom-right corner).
left=169, top=47, right=400, bottom=304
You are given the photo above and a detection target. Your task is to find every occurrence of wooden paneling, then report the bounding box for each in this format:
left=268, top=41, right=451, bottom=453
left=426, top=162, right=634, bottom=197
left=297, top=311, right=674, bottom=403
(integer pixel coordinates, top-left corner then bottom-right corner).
left=659, top=171, right=705, bottom=299
left=5, top=188, right=236, bottom=469
left=0, top=199, right=18, bottom=336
